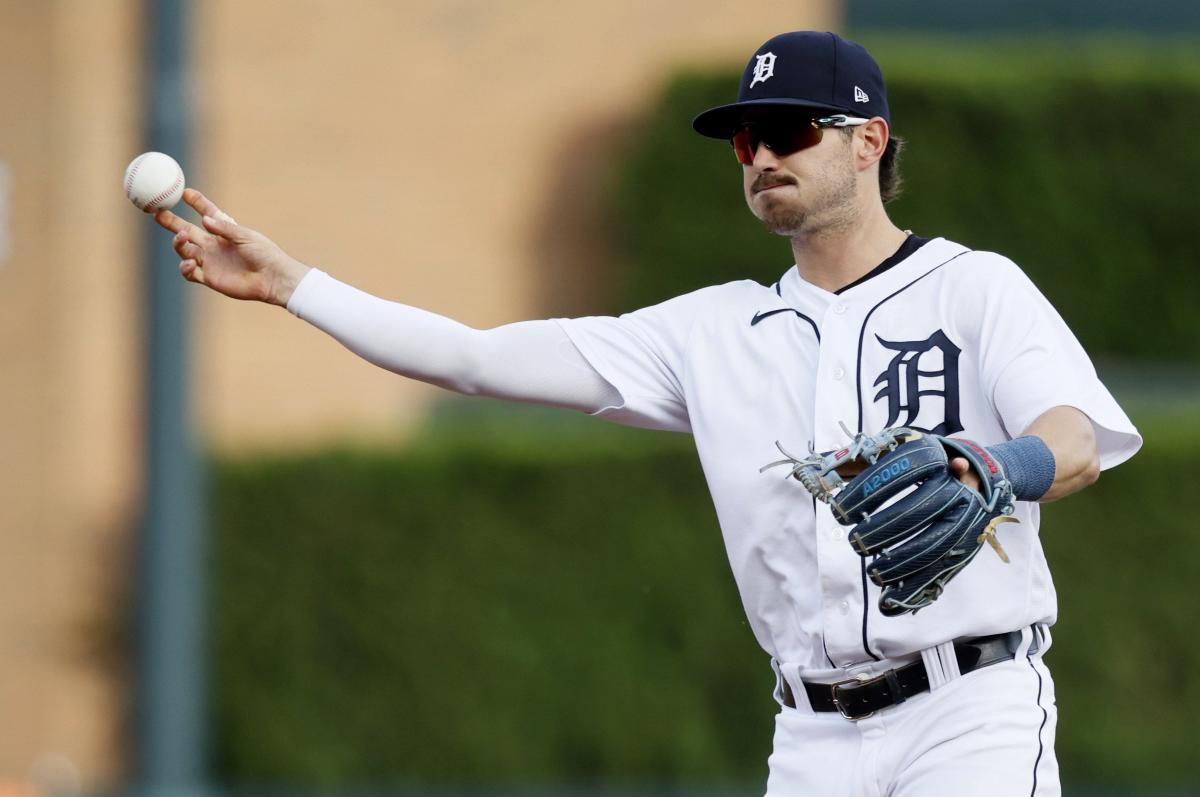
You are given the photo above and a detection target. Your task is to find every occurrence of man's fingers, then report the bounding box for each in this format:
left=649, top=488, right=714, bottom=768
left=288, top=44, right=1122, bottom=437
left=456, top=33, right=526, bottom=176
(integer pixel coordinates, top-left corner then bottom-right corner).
left=173, top=189, right=244, bottom=242
left=202, top=213, right=244, bottom=243
left=179, top=259, right=206, bottom=285
left=172, top=232, right=205, bottom=265
left=183, top=188, right=217, bottom=216
left=184, top=189, right=237, bottom=224
left=950, top=457, right=981, bottom=489
left=155, top=209, right=190, bottom=234
left=178, top=240, right=202, bottom=262
left=157, top=209, right=209, bottom=243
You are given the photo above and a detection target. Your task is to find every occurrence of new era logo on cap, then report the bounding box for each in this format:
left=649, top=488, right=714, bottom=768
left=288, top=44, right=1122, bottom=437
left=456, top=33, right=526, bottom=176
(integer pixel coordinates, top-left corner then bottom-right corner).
left=854, top=86, right=869, bottom=103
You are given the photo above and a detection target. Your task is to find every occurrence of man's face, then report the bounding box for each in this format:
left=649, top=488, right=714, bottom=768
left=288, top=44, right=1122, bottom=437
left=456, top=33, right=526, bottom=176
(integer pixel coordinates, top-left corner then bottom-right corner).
left=737, top=113, right=860, bottom=237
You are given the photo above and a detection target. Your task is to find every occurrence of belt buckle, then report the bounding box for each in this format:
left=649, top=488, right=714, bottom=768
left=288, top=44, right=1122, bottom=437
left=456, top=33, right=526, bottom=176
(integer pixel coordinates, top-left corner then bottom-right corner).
left=830, top=672, right=882, bottom=720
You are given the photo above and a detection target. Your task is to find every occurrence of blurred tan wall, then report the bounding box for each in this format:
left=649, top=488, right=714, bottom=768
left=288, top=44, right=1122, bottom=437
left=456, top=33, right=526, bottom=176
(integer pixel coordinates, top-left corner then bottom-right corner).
left=0, top=0, right=836, bottom=792
left=0, top=0, right=141, bottom=792
left=195, top=0, right=838, bottom=451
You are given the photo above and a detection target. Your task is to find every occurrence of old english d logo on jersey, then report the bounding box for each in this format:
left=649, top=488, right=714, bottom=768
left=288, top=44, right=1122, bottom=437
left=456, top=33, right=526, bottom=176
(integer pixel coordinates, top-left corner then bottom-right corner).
left=749, top=52, right=777, bottom=88
left=872, top=330, right=963, bottom=436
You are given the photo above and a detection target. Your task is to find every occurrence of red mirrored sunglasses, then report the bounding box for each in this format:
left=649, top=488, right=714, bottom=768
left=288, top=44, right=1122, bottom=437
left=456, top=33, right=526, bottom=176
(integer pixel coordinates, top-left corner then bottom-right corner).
left=731, top=114, right=871, bottom=165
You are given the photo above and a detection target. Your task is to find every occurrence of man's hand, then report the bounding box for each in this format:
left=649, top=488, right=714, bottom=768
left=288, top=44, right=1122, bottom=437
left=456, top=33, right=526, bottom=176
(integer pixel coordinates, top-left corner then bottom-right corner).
left=153, top=188, right=311, bottom=307
left=950, top=457, right=981, bottom=491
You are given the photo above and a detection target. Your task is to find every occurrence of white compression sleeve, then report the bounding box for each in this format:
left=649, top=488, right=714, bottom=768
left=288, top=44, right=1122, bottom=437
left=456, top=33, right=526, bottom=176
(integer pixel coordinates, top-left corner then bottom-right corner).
left=286, top=269, right=621, bottom=414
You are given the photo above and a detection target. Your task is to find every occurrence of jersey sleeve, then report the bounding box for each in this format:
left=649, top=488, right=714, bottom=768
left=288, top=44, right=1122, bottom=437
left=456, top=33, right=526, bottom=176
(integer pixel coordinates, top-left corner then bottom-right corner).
left=554, top=286, right=721, bottom=433
left=286, top=269, right=622, bottom=413
left=968, top=254, right=1142, bottom=470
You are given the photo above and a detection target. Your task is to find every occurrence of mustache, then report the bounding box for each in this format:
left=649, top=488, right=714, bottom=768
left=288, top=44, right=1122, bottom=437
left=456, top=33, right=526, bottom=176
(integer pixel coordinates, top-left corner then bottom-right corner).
left=752, top=174, right=797, bottom=193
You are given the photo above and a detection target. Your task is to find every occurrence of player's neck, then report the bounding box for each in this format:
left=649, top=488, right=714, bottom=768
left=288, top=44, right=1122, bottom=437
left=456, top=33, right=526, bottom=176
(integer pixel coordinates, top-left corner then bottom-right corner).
left=789, top=208, right=908, bottom=294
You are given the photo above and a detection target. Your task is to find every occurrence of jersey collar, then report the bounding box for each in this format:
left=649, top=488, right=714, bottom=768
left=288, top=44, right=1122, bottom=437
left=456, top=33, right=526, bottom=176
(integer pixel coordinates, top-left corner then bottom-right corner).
left=777, top=236, right=969, bottom=309
left=834, top=233, right=930, bottom=295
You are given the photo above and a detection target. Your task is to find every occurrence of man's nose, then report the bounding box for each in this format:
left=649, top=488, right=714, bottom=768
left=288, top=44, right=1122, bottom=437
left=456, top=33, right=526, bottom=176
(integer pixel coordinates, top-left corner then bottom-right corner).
left=751, top=141, right=781, bottom=169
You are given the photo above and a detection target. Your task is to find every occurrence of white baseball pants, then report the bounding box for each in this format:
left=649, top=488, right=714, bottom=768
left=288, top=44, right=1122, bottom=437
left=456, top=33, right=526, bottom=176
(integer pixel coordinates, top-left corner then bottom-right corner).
left=766, top=626, right=1058, bottom=797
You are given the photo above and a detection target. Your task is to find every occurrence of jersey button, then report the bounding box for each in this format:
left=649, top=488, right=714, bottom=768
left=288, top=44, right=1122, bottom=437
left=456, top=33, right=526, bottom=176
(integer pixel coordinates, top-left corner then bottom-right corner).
left=833, top=303, right=848, bottom=315
left=832, top=367, right=845, bottom=380
left=839, top=600, right=850, bottom=615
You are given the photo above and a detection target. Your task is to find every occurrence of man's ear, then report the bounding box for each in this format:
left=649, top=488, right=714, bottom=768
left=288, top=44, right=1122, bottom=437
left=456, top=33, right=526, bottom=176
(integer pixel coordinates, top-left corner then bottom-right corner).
left=857, top=117, right=889, bottom=170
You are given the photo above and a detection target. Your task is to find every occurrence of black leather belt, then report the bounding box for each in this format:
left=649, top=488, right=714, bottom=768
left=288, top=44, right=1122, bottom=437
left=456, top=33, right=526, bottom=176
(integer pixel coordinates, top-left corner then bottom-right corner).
left=782, top=629, right=1039, bottom=720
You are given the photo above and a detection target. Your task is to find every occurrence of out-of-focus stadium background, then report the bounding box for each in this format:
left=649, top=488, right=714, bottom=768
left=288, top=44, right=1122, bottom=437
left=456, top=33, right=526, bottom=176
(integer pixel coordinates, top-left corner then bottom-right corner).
left=1, top=1, right=1198, bottom=796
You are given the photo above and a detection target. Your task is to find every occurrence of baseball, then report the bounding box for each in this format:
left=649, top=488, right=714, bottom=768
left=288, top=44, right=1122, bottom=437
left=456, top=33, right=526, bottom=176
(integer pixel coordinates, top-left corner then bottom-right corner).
left=123, top=152, right=185, bottom=212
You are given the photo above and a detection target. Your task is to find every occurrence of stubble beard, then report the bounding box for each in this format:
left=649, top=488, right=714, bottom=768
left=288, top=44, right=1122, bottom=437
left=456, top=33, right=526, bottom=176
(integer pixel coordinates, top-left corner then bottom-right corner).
left=752, top=152, right=860, bottom=239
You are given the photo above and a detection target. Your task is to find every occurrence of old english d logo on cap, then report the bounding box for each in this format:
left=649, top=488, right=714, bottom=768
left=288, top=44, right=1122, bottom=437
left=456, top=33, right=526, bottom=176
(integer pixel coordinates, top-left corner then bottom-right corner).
left=749, top=52, right=777, bottom=87
left=692, top=31, right=890, bottom=139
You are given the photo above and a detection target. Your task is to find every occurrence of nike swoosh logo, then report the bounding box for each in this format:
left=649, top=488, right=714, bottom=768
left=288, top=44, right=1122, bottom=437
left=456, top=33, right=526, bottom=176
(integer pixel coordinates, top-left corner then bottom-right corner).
left=750, top=308, right=796, bottom=326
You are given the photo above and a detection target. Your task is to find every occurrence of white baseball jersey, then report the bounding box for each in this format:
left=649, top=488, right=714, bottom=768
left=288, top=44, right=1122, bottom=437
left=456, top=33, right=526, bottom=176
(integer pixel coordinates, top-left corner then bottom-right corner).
left=555, top=235, right=1141, bottom=678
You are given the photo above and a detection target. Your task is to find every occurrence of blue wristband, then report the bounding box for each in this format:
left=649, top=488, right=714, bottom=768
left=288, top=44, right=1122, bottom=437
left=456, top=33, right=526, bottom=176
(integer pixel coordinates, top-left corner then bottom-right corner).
left=987, top=436, right=1056, bottom=501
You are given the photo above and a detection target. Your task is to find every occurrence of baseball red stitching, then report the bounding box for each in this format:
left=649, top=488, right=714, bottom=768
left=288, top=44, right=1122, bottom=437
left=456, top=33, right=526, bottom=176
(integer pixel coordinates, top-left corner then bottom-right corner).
left=124, top=153, right=147, bottom=195
left=145, top=172, right=184, bottom=210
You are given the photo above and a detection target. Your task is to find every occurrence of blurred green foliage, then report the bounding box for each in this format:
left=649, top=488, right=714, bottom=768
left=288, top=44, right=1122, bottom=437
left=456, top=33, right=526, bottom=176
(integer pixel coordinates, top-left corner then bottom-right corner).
left=607, top=41, right=1200, bottom=359
left=211, top=419, right=768, bottom=787
left=1040, top=438, right=1200, bottom=785
left=211, top=408, right=1197, bottom=789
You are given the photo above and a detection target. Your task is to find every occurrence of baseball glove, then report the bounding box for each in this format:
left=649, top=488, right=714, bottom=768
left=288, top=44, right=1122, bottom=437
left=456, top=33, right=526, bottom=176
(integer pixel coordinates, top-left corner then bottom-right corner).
left=762, top=425, right=1017, bottom=616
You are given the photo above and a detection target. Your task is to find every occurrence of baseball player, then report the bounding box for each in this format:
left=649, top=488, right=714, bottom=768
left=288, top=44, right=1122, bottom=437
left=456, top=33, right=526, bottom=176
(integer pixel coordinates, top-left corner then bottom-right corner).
left=154, top=31, right=1140, bottom=797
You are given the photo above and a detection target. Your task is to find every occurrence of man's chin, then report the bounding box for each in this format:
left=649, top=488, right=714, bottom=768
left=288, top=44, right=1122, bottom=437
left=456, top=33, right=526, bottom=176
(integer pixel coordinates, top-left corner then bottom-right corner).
left=757, top=210, right=807, bottom=237
left=751, top=193, right=805, bottom=233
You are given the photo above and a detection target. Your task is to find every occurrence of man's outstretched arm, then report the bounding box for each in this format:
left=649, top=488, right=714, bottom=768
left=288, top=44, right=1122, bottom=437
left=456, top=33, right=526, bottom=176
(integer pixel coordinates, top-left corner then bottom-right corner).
left=154, top=189, right=620, bottom=413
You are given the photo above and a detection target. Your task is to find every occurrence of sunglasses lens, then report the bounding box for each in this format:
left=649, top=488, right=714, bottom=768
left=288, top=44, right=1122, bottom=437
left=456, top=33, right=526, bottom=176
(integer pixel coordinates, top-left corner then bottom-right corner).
left=780, top=125, right=823, bottom=155
left=732, top=127, right=756, bottom=165
left=731, top=121, right=823, bottom=164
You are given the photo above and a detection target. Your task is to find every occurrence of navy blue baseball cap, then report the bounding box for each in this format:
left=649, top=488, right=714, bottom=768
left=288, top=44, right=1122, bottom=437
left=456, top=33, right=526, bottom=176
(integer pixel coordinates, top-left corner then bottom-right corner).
left=693, top=31, right=890, bottom=139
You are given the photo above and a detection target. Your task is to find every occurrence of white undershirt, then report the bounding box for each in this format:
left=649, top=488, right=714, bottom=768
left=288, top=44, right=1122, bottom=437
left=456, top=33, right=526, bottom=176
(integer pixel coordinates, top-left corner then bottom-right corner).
left=286, top=269, right=620, bottom=413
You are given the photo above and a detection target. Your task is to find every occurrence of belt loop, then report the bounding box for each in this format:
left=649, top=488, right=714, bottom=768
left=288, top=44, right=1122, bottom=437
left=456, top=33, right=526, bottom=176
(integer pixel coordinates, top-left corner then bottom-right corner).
left=921, top=640, right=962, bottom=689
left=770, top=657, right=786, bottom=707
left=937, top=641, right=961, bottom=681
left=920, top=645, right=947, bottom=690
left=1023, top=623, right=1051, bottom=657
left=1013, top=625, right=1034, bottom=658
left=1036, top=623, right=1053, bottom=653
